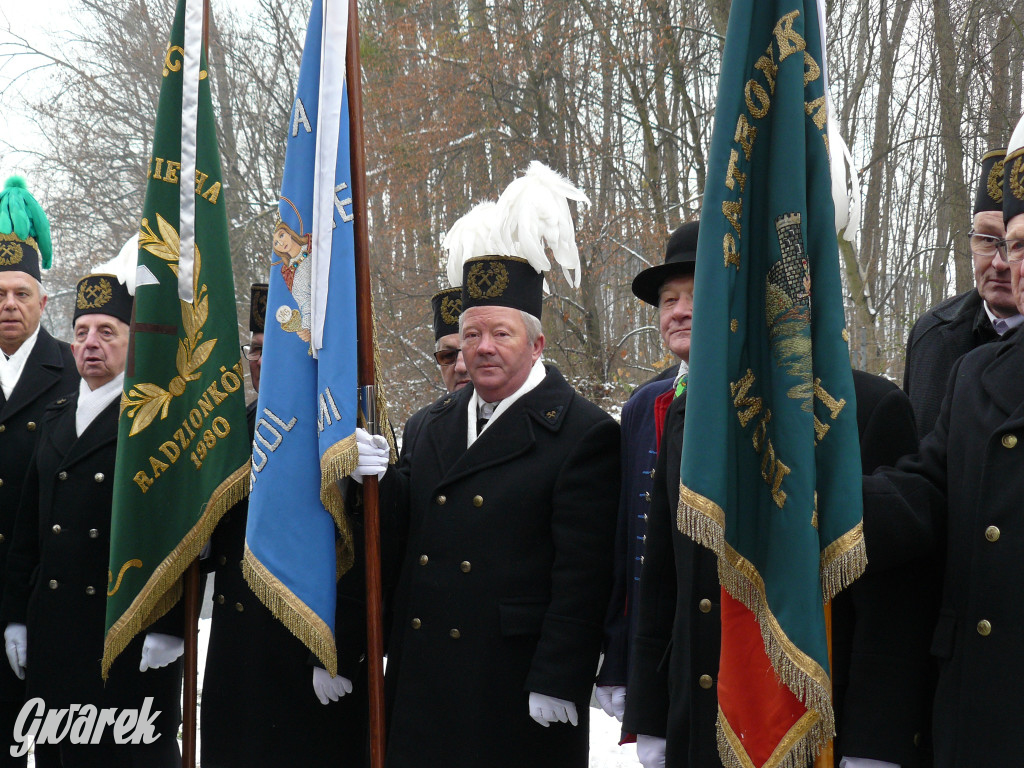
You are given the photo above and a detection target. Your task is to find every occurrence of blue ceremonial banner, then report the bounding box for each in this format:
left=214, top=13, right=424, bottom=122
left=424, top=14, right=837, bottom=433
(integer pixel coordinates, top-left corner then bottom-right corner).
left=242, top=0, right=387, bottom=673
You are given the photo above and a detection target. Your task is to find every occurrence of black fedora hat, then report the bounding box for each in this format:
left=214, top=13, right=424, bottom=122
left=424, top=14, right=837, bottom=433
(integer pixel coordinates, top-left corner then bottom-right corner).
left=631, top=220, right=699, bottom=307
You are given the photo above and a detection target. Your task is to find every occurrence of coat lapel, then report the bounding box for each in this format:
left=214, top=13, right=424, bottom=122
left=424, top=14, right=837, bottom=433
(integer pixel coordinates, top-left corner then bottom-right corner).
left=1, top=329, right=68, bottom=421
left=979, top=332, right=1024, bottom=429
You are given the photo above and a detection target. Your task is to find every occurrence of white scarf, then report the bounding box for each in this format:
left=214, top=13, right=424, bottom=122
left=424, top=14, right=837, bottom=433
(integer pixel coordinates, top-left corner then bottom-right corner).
left=467, top=358, right=546, bottom=447
left=76, top=373, right=124, bottom=437
left=0, top=326, right=40, bottom=400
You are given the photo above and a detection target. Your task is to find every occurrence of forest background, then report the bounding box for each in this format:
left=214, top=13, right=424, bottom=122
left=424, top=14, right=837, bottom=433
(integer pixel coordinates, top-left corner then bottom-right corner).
left=1, top=0, right=1021, bottom=428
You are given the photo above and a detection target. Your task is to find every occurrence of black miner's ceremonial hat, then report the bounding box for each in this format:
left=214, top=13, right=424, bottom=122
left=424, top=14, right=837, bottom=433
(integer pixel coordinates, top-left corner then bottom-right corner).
left=250, top=283, right=268, bottom=333
left=431, top=287, right=462, bottom=340
left=73, top=274, right=133, bottom=325
left=461, top=256, right=544, bottom=320
left=631, top=220, right=699, bottom=307
left=974, top=149, right=1006, bottom=215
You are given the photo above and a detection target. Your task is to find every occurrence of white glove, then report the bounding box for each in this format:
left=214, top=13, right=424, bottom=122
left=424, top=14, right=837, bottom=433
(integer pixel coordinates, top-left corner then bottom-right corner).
left=139, top=633, right=184, bottom=671
left=352, top=428, right=389, bottom=484
left=4, top=624, right=26, bottom=680
left=840, top=759, right=900, bottom=768
left=595, top=685, right=627, bottom=721
left=312, top=666, right=354, bottom=705
left=636, top=734, right=667, bottom=768
left=528, top=692, right=578, bottom=727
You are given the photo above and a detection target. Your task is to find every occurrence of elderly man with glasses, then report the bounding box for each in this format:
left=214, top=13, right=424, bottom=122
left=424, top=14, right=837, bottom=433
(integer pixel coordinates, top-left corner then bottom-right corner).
left=903, top=149, right=1023, bottom=438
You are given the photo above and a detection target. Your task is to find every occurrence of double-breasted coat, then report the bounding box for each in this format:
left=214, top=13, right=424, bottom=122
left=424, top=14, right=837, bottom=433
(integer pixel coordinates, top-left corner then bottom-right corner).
left=625, top=370, right=933, bottom=767
left=201, top=403, right=369, bottom=767
left=0, top=327, right=77, bottom=764
left=864, top=326, right=1024, bottom=767
left=903, top=288, right=998, bottom=438
left=1, top=393, right=181, bottom=767
left=382, top=365, right=619, bottom=768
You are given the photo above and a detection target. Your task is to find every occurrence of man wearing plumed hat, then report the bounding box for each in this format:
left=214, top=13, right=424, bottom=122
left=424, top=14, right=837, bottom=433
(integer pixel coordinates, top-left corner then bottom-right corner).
left=903, top=148, right=1022, bottom=437
left=1, top=247, right=183, bottom=767
left=355, top=163, right=620, bottom=767
left=861, top=115, right=1024, bottom=767
left=0, top=177, right=79, bottom=765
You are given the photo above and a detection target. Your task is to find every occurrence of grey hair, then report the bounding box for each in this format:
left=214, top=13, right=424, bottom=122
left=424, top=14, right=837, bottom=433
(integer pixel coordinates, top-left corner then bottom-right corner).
left=458, top=309, right=543, bottom=344
left=36, top=278, right=47, bottom=298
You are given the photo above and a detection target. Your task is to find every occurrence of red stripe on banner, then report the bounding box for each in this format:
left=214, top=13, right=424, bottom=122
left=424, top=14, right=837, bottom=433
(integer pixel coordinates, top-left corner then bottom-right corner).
left=717, top=588, right=806, bottom=767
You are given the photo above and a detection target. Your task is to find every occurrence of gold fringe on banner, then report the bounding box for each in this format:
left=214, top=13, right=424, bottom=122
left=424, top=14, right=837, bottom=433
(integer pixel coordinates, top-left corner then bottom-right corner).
left=678, top=482, right=838, bottom=768
left=820, top=523, right=867, bottom=603
left=242, top=543, right=338, bottom=676
left=102, top=459, right=250, bottom=678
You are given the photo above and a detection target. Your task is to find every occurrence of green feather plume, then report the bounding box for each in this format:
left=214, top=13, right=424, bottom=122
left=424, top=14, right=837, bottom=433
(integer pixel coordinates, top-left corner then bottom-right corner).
left=0, top=176, right=52, bottom=269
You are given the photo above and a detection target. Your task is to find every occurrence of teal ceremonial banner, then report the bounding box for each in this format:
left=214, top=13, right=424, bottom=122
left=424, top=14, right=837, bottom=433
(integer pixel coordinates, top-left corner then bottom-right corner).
left=677, top=2, right=865, bottom=767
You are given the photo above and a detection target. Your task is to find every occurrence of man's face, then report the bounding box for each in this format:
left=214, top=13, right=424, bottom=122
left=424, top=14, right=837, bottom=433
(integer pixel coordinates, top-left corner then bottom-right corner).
left=460, top=306, right=544, bottom=402
left=72, top=314, right=130, bottom=389
left=436, top=332, right=469, bottom=393
left=658, top=273, right=695, bottom=362
left=248, top=332, right=264, bottom=392
left=972, top=210, right=1015, bottom=317
left=0, top=271, right=46, bottom=356
left=1007, top=214, right=1024, bottom=317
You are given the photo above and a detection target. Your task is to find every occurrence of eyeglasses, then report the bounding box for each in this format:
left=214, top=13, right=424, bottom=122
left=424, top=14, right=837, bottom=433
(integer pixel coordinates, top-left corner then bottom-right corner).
left=433, top=348, right=460, bottom=366
left=969, top=231, right=1024, bottom=263
left=241, top=344, right=262, bottom=361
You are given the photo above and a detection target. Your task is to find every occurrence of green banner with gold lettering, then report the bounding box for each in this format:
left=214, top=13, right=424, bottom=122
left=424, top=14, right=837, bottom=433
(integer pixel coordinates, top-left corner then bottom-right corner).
left=103, top=0, right=249, bottom=675
left=678, top=1, right=865, bottom=766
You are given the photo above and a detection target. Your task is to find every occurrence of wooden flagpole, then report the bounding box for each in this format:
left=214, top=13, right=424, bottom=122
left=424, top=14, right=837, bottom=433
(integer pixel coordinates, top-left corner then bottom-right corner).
left=345, top=1, right=388, bottom=766
left=180, top=4, right=211, bottom=767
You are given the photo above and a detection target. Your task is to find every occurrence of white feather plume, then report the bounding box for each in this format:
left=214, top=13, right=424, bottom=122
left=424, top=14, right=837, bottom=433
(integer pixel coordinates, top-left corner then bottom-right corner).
left=494, top=161, right=589, bottom=289
left=91, top=234, right=140, bottom=293
left=829, top=116, right=860, bottom=243
left=1009, top=112, right=1024, bottom=159
left=443, top=201, right=500, bottom=287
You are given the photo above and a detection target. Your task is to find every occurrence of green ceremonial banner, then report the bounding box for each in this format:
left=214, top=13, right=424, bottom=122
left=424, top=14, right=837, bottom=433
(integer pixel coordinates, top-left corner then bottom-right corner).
left=678, top=1, right=865, bottom=766
left=103, top=0, right=250, bottom=676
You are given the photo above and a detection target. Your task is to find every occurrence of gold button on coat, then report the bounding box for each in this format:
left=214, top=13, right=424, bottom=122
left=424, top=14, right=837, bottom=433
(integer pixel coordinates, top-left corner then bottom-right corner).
left=436, top=495, right=446, bottom=505
left=51, top=525, right=61, bottom=534
left=977, top=619, right=992, bottom=636
left=0, top=479, right=4, bottom=488
left=649, top=468, right=656, bottom=480
left=88, top=529, right=98, bottom=539
left=218, top=555, right=227, bottom=565
left=698, top=674, right=713, bottom=689
left=419, top=555, right=429, bottom=566
left=411, top=618, right=422, bottom=629
left=472, top=495, right=483, bottom=507
left=460, top=561, right=471, bottom=573
left=235, top=602, right=244, bottom=612
left=699, top=599, right=712, bottom=613
left=449, top=628, right=461, bottom=639
left=985, top=526, right=1000, bottom=542
left=0, top=424, right=6, bottom=432
left=85, top=586, right=95, bottom=596
left=1002, top=434, right=1018, bottom=449
left=58, top=471, right=67, bottom=481
left=26, top=422, right=36, bottom=432
left=94, top=473, right=105, bottom=483
left=0, top=534, right=5, bottom=544
left=48, top=580, right=58, bottom=590
left=216, top=595, right=225, bottom=604
left=643, top=492, right=651, bottom=503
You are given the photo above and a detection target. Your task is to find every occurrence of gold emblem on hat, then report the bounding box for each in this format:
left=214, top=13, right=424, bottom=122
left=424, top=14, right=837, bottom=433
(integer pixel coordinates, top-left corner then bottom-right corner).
left=466, top=261, right=509, bottom=300
left=253, top=291, right=268, bottom=329
left=0, top=234, right=26, bottom=267
left=1011, top=156, right=1024, bottom=202
left=77, top=278, right=113, bottom=309
left=988, top=157, right=1005, bottom=204
left=440, top=294, right=463, bottom=325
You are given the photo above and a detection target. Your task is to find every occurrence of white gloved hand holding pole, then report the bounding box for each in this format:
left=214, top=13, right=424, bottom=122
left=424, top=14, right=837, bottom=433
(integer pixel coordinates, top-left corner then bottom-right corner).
left=595, top=685, right=627, bottom=721
left=4, top=624, right=26, bottom=680
left=352, top=427, right=389, bottom=484
left=528, top=692, right=579, bottom=728
left=139, top=633, right=184, bottom=672
left=636, top=734, right=667, bottom=768
left=312, top=667, right=354, bottom=705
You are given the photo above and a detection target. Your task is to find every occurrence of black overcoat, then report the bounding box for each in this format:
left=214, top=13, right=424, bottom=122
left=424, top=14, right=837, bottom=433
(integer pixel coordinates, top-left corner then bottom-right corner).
left=201, top=403, right=369, bottom=767
left=625, top=371, right=932, bottom=767
left=865, top=327, right=1024, bottom=768
left=382, top=365, right=619, bottom=768
left=903, top=289, right=998, bottom=438
left=1, top=394, right=180, bottom=767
